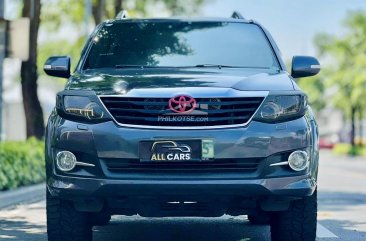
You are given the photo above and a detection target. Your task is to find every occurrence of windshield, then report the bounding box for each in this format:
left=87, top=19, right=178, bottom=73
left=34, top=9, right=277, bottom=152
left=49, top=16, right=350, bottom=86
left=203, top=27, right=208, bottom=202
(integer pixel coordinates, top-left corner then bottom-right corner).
left=83, top=21, right=280, bottom=70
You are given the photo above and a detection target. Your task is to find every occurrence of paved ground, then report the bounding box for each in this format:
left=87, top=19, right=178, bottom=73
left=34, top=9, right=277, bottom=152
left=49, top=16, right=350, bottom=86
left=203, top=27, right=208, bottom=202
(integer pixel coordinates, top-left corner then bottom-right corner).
left=0, top=150, right=365, bottom=241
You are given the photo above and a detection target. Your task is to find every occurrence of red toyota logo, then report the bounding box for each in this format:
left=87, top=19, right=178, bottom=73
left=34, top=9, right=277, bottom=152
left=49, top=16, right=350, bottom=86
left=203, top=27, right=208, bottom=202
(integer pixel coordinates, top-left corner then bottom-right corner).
left=168, top=95, right=197, bottom=113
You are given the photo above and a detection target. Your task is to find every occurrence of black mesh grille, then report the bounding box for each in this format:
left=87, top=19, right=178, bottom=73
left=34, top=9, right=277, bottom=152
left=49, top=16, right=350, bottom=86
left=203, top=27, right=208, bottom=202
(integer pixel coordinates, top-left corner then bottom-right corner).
left=103, top=158, right=261, bottom=173
left=100, top=97, right=264, bottom=127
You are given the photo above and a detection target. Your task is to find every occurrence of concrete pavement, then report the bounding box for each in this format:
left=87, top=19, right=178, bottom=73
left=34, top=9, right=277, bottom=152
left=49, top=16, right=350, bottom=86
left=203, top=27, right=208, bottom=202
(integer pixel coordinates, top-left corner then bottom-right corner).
left=0, top=150, right=365, bottom=241
left=0, top=183, right=45, bottom=210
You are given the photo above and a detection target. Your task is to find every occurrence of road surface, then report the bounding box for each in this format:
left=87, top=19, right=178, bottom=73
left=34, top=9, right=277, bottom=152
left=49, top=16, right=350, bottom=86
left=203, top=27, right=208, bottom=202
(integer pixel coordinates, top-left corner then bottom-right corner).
left=0, top=150, right=365, bottom=241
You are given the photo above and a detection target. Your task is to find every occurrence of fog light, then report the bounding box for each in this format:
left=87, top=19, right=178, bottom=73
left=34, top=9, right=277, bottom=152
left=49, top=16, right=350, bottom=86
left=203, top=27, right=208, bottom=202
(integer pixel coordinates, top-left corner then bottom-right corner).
left=56, top=151, right=77, bottom=172
left=288, top=150, right=309, bottom=171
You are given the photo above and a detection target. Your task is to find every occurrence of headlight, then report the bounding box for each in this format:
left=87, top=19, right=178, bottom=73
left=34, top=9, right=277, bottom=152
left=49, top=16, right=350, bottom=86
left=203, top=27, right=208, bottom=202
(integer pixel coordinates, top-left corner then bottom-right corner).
left=254, top=95, right=307, bottom=123
left=57, top=95, right=106, bottom=120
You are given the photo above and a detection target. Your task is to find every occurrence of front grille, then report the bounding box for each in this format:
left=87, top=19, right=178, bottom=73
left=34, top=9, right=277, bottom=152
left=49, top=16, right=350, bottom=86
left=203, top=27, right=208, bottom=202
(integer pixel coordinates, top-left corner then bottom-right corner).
left=103, top=158, right=261, bottom=173
left=100, top=97, right=264, bottom=127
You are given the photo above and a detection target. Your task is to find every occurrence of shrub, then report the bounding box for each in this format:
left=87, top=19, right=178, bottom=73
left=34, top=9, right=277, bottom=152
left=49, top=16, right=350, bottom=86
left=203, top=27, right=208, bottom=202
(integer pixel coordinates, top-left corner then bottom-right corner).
left=0, top=138, right=45, bottom=190
left=333, top=143, right=366, bottom=157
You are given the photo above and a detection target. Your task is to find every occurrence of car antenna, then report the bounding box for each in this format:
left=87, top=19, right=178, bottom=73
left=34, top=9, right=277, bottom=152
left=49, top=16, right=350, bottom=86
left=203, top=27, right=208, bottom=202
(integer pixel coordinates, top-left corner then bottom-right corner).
left=116, top=10, right=128, bottom=19
left=231, top=11, right=246, bottom=20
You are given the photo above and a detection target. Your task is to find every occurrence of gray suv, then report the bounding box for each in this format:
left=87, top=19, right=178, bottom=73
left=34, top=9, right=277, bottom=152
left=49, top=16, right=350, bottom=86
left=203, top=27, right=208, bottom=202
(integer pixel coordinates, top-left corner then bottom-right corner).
left=44, top=12, right=320, bottom=241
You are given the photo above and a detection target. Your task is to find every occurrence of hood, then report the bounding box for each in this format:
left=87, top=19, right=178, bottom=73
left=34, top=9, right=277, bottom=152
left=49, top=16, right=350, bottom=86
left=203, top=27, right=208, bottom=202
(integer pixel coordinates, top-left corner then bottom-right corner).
left=66, top=68, right=295, bottom=95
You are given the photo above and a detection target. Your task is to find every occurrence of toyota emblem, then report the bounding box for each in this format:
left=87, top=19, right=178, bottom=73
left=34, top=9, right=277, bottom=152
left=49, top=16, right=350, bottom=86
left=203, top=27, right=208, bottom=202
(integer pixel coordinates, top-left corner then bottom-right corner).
left=168, top=95, right=197, bottom=113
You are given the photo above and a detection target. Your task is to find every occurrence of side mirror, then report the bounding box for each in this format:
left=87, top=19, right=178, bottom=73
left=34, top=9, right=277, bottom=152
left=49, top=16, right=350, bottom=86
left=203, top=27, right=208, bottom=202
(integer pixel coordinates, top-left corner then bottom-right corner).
left=44, top=56, right=71, bottom=78
left=291, top=56, right=320, bottom=78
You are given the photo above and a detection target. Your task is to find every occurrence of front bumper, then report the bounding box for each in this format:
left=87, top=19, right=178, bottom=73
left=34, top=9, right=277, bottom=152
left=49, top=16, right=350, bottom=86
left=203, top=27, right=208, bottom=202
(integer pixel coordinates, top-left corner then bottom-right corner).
left=48, top=172, right=316, bottom=198
left=47, top=172, right=316, bottom=216
left=46, top=113, right=318, bottom=216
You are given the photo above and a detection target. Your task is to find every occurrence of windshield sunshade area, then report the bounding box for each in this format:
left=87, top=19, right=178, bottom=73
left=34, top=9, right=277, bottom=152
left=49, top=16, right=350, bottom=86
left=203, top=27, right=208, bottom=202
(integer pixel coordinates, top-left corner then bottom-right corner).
left=84, top=21, right=280, bottom=70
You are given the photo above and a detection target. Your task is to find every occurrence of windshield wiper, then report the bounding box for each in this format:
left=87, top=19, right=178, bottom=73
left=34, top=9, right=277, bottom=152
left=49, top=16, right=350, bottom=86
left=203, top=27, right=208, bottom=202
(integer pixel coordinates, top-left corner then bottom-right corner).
left=115, top=64, right=158, bottom=69
left=194, top=64, right=280, bottom=70
left=194, top=64, right=239, bottom=69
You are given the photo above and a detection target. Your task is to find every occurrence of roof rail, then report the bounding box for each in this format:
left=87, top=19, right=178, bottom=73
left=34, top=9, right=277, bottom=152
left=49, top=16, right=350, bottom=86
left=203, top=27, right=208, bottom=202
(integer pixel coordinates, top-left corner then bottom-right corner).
left=231, top=11, right=246, bottom=20
left=116, top=10, right=128, bottom=19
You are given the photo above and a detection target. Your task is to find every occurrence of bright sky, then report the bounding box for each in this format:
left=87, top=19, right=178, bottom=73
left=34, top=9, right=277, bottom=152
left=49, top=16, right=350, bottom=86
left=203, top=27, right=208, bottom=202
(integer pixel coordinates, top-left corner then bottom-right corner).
left=201, top=0, right=366, bottom=61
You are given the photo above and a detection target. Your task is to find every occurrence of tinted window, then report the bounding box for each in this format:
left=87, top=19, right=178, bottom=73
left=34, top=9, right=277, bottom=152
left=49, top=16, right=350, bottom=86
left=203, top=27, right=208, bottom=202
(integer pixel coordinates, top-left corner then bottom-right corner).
left=84, top=21, right=279, bottom=69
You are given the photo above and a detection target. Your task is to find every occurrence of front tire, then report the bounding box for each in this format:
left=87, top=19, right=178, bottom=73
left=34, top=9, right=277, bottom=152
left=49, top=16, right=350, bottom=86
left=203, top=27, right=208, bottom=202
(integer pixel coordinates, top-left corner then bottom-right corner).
left=47, top=190, right=92, bottom=241
left=270, top=190, right=317, bottom=241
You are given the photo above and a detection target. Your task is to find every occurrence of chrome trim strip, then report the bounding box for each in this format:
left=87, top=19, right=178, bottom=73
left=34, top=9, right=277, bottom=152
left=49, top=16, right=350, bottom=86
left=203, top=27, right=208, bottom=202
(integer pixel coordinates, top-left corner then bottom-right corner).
left=75, top=162, right=95, bottom=167
left=97, top=92, right=268, bottom=130
left=270, top=161, right=289, bottom=167
left=98, top=90, right=269, bottom=98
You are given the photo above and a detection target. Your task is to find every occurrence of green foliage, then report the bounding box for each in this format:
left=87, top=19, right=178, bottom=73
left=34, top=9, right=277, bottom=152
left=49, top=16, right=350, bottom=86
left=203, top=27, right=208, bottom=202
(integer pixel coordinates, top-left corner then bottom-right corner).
left=128, top=0, right=208, bottom=17
left=314, top=11, right=366, bottom=118
left=38, top=37, right=85, bottom=73
left=38, top=0, right=209, bottom=77
left=0, top=138, right=45, bottom=191
left=41, top=0, right=209, bottom=28
left=41, top=0, right=85, bottom=30
left=297, top=74, right=326, bottom=113
left=333, top=143, right=366, bottom=156
left=308, top=11, right=366, bottom=147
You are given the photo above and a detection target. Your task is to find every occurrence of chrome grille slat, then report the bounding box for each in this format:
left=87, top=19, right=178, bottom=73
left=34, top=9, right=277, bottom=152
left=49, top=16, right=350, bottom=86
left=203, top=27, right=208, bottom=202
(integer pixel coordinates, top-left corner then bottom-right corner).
left=113, top=115, right=252, bottom=121
left=108, top=107, right=257, bottom=114
left=102, top=99, right=263, bottom=106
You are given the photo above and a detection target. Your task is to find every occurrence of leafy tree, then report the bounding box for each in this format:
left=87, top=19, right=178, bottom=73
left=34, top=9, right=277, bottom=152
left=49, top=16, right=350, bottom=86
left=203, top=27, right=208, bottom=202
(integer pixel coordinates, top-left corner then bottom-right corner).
left=313, top=11, right=366, bottom=148
left=42, top=0, right=209, bottom=26
left=38, top=0, right=209, bottom=69
left=297, top=74, right=326, bottom=114
left=20, top=0, right=208, bottom=139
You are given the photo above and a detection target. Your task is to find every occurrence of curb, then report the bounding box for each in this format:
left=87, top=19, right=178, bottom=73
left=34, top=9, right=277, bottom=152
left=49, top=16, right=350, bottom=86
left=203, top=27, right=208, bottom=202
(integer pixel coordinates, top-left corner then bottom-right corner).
left=0, top=182, right=45, bottom=209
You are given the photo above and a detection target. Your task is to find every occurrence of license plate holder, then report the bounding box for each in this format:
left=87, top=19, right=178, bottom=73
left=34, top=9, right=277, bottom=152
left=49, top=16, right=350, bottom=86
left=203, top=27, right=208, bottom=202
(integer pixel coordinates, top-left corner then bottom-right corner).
left=139, top=139, right=214, bottom=162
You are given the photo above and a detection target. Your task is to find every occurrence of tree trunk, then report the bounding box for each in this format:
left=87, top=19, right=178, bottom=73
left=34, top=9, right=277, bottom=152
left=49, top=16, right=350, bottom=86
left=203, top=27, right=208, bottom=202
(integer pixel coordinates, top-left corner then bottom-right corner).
left=115, top=0, right=123, bottom=17
left=21, top=0, right=45, bottom=139
left=92, top=0, right=105, bottom=25
left=350, top=106, right=356, bottom=153
left=359, top=108, right=364, bottom=147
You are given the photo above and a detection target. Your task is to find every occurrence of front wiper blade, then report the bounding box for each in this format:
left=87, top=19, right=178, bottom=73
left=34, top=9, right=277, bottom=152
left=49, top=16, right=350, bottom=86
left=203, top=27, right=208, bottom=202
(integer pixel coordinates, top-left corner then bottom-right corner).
left=194, top=64, right=280, bottom=71
left=115, top=64, right=158, bottom=69
left=194, top=64, right=238, bottom=69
